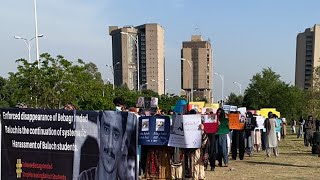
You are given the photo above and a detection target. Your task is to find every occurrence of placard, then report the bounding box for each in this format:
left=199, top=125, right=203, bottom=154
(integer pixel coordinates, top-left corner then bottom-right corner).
left=138, top=116, right=170, bottom=146
left=254, top=116, right=265, bottom=130
left=168, top=115, right=202, bottom=148
left=228, top=113, right=245, bottom=130
left=1, top=109, right=138, bottom=180
left=202, top=115, right=219, bottom=133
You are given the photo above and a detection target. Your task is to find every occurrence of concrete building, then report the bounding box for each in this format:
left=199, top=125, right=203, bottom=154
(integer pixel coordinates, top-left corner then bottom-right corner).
left=109, top=23, right=165, bottom=94
left=296, top=24, right=320, bottom=89
left=181, top=35, right=213, bottom=102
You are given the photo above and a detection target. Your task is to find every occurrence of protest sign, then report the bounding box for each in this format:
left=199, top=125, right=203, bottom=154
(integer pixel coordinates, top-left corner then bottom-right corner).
left=138, top=116, right=170, bottom=146
left=1, top=109, right=138, bottom=180
left=168, top=114, right=202, bottom=148
left=238, top=107, right=247, bottom=115
left=223, top=105, right=231, bottom=114
left=202, top=114, right=219, bottom=133
left=228, top=113, right=245, bottom=130
left=255, top=116, right=265, bottom=130
left=230, top=106, right=238, bottom=112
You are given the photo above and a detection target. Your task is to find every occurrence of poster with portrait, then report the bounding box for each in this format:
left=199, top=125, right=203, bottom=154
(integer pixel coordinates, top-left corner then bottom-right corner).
left=254, top=116, right=265, bottom=130
left=137, top=97, right=145, bottom=108
left=168, top=114, right=202, bottom=148
left=202, top=115, right=219, bottom=133
left=150, top=97, right=158, bottom=108
left=138, top=116, right=170, bottom=146
left=1, top=109, right=138, bottom=180
left=228, top=113, right=245, bottom=130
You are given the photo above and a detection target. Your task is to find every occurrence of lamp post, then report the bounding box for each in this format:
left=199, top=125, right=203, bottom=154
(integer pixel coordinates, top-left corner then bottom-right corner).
left=14, top=34, right=44, bottom=63
left=106, top=62, right=120, bottom=90
left=140, top=83, right=148, bottom=94
left=233, top=81, right=242, bottom=95
left=181, top=58, right=193, bottom=101
left=120, top=32, right=139, bottom=91
left=33, top=0, right=40, bottom=68
left=214, top=72, right=224, bottom=106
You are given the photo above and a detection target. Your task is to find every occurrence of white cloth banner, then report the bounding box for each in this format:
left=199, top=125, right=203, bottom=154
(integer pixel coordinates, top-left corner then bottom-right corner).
left=168, top=114, right=202, bottom=148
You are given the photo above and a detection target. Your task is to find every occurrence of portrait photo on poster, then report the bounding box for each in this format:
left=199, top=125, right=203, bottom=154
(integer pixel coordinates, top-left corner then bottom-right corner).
left=77, top=111, right=137, bottom=180
left=156, top=119, right=165, bottom=131
left=239, top=114, right=246, bottom=123
left=137, top=97, right=145, bottom=108
left=151, top=97, right=158, bottom=108
left=142, top=119, right=149, bottom=131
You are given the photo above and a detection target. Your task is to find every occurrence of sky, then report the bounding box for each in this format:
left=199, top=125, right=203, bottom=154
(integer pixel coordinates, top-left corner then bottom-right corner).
left=1, top=0, right=320, bottom=101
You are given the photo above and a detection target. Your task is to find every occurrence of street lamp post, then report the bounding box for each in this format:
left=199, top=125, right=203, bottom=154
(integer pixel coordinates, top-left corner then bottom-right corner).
left=214, top=72, right=224, bottom=106
left=33, top=0, right=40, bottom=68
left=181, top=58, right=193, bottom=101
left=14, top=34, right=44, bottom=63
left=233, top=81, right=242, bottom=95
left=106, top=62, right=120, bottom=90
left=120, top=32, right=139, bottom=91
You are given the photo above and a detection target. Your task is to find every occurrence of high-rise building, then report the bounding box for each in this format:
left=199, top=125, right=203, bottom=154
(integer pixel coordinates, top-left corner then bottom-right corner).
left=181, top=35, right=213, bottom=102
left=109, top=23, right=165, bottom=94
left=295, top=24, right=320, bottom=89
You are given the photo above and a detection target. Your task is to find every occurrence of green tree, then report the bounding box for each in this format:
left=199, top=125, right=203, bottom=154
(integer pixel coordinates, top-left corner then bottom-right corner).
left=243, top=67, right=305, bottom=119
left=226, top=92, right=243, bottom=106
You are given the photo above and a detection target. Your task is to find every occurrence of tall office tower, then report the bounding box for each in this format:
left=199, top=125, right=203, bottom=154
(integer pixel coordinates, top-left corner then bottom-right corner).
left=109, top=24, right=165, bottom=94
left=181, top=35, right=213, bottom=102
left=296, top=24, right=320, bottom=89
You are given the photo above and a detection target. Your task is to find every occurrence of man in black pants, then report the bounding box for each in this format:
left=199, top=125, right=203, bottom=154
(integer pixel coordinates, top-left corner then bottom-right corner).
left=231, top=129, right=245, bottom=160
left=207, top=133, right=216, bottom=171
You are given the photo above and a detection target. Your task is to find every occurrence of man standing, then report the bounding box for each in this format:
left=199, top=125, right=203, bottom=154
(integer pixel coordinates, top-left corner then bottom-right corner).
left=78, top=111, right=128, bottom=180
left=264, top=112, right=278, bottom=157
left=304, top=115, right=316, bottom=146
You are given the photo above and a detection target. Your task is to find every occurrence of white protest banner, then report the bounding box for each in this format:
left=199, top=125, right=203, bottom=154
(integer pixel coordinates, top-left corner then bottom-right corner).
left=168, top=114, right=202, bottom=148
left=230, top=105, right=238, bottom=112
left=255, top=116, right=265, bottom=130
left=238, top=107, right=247, bottom=115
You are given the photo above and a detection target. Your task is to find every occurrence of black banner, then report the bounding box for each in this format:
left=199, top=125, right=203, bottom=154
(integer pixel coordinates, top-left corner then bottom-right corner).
left=1, top=109, right=137, bottom=180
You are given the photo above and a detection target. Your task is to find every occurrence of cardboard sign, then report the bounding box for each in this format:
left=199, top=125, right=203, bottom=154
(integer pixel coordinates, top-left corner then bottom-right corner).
left=168, top=115, right=202, bottom=148
left=238, top=107, right=247, bottom=115
left=230, top=106, right=238, bottom=112
left=202, top=115, right=219, bottom=133
left=138, top=116, right=170, bottom=146
left=228, top=113, right=245, bottom=130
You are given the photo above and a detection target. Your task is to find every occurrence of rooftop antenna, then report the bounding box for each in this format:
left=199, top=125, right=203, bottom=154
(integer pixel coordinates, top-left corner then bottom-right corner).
left=194, top=27, right=202, bottom=36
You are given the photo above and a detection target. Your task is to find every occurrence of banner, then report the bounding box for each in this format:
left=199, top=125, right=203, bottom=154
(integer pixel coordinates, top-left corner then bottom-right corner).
left=228, top=113, right=245, bottom=130
left=1, top=109, right=138, bottom=180
left=237, top=107, right=247, bottom=115
left=138, top=116, right=170, bottom=146
left=168, top=115, right=202, bottom=148
left=202, top=115, right=219, bottom=133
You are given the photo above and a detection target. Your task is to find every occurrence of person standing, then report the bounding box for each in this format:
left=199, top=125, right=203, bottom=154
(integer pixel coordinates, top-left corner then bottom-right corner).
left=244, top=112, right=257, bottom=156
left=291, top=118, right=296, bottom=134
left=264, top=112, right=278, bottom=157
left=297, top=116, right=305, bottom=138
left=304, top=115, right=316, bottom=146
left=216, top=108, right=229, bottom=167
left=231, top=112, right=245, bottom=160
left=281, top=117, right=287, bottom=139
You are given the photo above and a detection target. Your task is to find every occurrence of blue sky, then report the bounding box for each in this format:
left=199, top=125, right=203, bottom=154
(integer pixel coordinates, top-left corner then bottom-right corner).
left=1, top=0, right=320, bottom=101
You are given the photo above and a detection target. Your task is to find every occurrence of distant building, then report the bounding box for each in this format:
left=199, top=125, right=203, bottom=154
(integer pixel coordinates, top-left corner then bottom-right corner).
left=295, top=24, right=320, bottom=89
left=109, top=23, right=165, bottom=94
left=181, top=35, right=213, bottom=102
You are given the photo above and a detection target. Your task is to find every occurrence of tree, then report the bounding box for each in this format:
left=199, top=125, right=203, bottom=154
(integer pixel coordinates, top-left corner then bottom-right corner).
left=243, top=67, right=305, bottom=119
left=226, top=92, right=243, bottom=107
left=304, top=66, right=320, bottom=117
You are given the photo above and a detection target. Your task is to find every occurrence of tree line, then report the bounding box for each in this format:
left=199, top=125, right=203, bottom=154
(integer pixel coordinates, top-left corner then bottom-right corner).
left=0, top=53, right=319, bottom=120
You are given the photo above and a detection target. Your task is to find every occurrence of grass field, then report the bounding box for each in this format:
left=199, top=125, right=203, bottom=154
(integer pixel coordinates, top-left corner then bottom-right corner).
left=206, top=133, right=320, bottom=180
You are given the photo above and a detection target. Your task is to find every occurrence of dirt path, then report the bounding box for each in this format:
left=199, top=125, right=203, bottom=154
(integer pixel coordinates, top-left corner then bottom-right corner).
left=206, top=133, right=319, bottom=180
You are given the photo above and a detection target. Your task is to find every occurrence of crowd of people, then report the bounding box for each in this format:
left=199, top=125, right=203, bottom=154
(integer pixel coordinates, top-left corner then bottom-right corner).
left=110, top=97, right=293, bottom=180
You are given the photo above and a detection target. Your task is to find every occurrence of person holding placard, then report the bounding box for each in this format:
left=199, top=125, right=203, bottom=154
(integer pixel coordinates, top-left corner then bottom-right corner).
left=244, top=112, right=257, bottom=156
left=231, top=112, right=245, bottom=160
left=216, top=108, right=229, bottom=167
